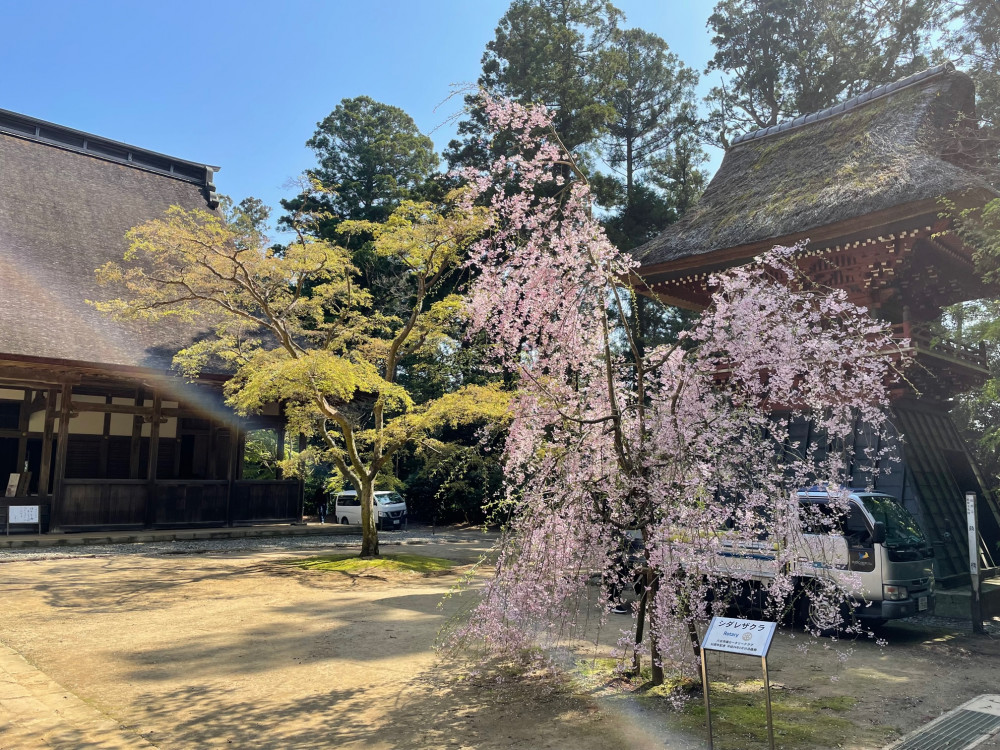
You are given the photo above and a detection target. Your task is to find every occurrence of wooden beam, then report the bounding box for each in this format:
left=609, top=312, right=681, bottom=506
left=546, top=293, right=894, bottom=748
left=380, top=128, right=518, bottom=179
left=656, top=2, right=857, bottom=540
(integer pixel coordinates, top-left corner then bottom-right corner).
left=68, top=401, right=194, bottom=417
left=0, top=372, right=78, bottom=389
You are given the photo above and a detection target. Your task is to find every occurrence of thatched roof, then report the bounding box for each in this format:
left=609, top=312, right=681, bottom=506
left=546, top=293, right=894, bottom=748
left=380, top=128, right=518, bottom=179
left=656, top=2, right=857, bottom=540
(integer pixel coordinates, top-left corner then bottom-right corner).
left=0, top=108, right=220, bottom=372
left=634, top=63, right=996, bottom=271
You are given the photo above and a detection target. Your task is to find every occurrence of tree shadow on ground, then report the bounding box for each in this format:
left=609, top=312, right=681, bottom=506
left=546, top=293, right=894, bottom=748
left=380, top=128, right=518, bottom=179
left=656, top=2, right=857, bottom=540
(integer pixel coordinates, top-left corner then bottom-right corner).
left=129, top=656, right=645, bottom=750
left=2, top=556, right=252, bottom=614
left=117, top=590, right=465, bottom=680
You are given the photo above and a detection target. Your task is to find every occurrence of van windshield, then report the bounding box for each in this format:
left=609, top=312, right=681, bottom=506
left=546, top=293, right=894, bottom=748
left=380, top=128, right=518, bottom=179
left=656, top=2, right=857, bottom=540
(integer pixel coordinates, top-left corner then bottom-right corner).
left=374, top=492, right=404, bottom=505
left=859, top=495, right=928, bottom=549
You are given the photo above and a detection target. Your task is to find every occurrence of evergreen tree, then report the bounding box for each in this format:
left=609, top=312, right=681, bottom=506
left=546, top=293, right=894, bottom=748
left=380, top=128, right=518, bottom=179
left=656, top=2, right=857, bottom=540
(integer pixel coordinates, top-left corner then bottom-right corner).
left=446, top=0, right=622, bottom=171
left=705, top=0, right=944, bottom=146
left=296, top=96, right=439, bottom=225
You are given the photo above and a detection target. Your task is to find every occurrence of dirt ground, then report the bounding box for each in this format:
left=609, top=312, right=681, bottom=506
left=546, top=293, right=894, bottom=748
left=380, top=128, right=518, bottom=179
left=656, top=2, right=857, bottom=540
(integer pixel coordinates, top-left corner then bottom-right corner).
left=2, top=532, right=1000, bottom=750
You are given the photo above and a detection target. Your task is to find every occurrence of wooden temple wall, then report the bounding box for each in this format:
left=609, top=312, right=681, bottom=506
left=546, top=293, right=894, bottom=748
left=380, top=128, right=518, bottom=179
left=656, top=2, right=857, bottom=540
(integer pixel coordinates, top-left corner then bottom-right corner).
left=0, top=381, right=301, bottom=532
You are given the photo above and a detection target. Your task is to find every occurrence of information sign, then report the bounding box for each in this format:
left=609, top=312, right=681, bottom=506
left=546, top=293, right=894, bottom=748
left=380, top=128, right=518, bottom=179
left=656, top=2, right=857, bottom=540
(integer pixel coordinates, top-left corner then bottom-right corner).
left=967, top=491, right=984, bottom=633
left=9, top=505, right=39, bottom=524
left=701, top=616, right=777, bottom=657
left=700, top=616, right=779, bottom=750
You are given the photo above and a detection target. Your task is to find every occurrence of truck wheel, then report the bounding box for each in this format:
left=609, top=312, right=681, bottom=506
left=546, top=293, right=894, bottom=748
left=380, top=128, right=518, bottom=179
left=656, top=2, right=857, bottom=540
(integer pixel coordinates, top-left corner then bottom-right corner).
left=797, top=589, right=845, bottom=635
left=341, top=517, right=349, bottom=525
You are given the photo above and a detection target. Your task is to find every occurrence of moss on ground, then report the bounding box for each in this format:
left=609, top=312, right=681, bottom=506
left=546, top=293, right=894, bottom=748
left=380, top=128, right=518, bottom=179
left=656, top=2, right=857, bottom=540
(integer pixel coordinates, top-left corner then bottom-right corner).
left=572, top=660, right=891, bottom=750
left=282, top=553, right=456, bottom=575
left=677, top=679, right=861, bottom=749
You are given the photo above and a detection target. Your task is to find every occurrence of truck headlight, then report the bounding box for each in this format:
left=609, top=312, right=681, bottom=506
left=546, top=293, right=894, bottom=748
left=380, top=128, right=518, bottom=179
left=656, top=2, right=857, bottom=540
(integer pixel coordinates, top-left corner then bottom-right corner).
left=883, top=585, right=908, bottom=601
left=378, top=511, right=386, bottom=518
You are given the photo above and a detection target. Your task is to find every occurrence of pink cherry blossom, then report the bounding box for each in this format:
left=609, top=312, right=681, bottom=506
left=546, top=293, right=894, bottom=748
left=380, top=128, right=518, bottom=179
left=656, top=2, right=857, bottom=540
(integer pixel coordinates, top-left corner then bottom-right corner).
left=451, top=96, right=902, bottom=684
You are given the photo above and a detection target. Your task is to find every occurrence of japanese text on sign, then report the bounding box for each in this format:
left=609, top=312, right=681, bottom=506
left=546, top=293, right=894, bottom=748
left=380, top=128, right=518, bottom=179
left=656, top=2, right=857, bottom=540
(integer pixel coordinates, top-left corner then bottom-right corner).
left=9, top=505, right=39, bottom=524
left=701, top=616, right=777, bottom=657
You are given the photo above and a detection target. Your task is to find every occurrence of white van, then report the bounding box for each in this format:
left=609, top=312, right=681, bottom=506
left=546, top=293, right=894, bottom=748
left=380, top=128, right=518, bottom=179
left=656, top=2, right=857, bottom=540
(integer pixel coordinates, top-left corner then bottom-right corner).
left=334, top=490, right=408, bottom=531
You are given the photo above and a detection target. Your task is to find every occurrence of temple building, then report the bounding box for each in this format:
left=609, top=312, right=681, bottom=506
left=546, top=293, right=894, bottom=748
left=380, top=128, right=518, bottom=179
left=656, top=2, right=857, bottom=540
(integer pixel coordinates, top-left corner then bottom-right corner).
left=0, top=108, right=300, bottom=532
left=633, top=63, right=1000, bottom=586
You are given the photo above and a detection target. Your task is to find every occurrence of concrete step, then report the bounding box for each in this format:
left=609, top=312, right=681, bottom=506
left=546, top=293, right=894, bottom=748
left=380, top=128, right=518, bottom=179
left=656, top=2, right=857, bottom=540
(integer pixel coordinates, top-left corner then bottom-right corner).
left=934, top=579, right=1000, bottom=619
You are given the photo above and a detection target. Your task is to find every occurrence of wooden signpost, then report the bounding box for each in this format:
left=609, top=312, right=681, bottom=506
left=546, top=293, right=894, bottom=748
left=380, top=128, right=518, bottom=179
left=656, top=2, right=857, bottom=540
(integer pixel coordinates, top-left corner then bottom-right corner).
left=967, top=491, right=985, bottom=634
left=700, top=616, right=778, bottom=750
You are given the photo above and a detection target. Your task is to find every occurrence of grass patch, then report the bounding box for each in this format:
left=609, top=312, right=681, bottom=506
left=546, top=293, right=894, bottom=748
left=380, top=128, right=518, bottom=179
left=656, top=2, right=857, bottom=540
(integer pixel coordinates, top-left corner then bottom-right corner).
left=678, top=679, right=861, bottom=749
left=283, top=553, right=456, bottom=575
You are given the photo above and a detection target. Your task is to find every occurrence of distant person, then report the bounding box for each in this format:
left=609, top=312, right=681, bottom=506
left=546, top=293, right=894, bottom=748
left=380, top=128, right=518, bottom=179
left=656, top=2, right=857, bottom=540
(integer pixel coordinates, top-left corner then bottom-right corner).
left=314, top=487, right=328, bottom=524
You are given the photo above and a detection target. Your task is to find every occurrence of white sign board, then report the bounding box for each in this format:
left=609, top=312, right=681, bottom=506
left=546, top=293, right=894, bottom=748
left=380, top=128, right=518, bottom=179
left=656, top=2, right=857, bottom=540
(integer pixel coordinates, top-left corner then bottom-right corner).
left=701, top=616, right=777, bottom=657
left=967, top=493, right=979, bottom=577
left=4, top=474, right=19, bottom=498
left=9, top=505, right=39, bottom=524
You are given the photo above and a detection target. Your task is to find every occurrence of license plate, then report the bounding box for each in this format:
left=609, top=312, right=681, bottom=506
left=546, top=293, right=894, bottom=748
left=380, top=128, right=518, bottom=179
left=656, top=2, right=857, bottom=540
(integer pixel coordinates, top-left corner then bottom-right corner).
left=918, top=596, right=928, bottom=611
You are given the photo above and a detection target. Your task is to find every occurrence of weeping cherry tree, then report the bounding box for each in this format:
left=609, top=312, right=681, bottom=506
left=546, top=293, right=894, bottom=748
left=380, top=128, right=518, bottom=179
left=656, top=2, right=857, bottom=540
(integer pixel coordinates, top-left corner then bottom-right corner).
left=454, top=97, right=902, bottom=684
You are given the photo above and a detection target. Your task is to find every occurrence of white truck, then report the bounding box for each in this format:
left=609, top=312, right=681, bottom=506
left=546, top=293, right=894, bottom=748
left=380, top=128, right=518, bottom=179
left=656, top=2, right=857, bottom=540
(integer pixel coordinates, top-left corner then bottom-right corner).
left=716, top=488, right=935, bottom=627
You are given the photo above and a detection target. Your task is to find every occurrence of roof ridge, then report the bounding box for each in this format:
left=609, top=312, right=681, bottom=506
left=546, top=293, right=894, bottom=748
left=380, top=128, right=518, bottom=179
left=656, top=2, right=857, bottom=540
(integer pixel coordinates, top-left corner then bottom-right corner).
left=730, top=62, right=957, bottom=148
left=0, top=107, right=220, bottom=207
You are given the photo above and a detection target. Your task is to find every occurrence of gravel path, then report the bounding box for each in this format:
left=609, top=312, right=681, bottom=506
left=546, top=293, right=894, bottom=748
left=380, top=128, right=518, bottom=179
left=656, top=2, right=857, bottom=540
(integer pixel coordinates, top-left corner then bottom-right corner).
left=0, top=525, right=495, bottom=563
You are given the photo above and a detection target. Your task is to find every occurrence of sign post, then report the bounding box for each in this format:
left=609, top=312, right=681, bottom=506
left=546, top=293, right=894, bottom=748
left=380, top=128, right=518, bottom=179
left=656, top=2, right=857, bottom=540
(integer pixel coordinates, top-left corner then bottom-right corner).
left=700, top=616, right=778, bottom=750
left=967, top=491, right=984, bottom=634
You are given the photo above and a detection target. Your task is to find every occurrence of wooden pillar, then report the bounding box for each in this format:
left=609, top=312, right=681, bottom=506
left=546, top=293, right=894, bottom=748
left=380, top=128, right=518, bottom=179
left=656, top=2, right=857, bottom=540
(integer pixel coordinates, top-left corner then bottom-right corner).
left=207, top=420, right=218, bottom=480
left=15, top=389, right=30, bottom=473
left=129, top=389, right=143, bottom=480
left=144, top=394, right=162, bottom=529
left=236, top=427, right=245, bottom=480
left=275, top=420, right=286, bottom=480
left=37, top=388, right=56, bottom=499
left=49, top=382, right=73, bottom=532
left=226, top=423, right=241, bottom=528
left=99, top=395, right=112, bottom=479
left=297, top=433, right=306, bottom=522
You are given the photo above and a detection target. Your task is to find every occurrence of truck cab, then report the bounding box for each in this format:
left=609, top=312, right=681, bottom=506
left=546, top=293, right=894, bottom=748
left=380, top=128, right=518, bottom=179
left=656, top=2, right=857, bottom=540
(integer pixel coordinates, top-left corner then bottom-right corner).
left=793, top=489, right=935, bottom=621
left=715, top=489, right=935, bottom=625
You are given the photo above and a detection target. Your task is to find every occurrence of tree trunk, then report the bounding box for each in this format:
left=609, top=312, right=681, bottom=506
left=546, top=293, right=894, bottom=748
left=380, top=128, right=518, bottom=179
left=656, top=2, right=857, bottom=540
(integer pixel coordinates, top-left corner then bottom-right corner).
left=632, top=567, right=649, bottom=676
left=647, top=573, right=664, bottom=685
left=359, top=479, right=380, bottom=557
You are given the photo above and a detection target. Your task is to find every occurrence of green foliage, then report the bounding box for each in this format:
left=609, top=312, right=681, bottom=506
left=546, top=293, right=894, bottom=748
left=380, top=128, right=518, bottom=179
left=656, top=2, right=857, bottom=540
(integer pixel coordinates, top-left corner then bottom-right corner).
left=96, top=191, right=505, bottom=556
left=446, top=0, right=622, bottom=171
left=296, top=96, right=439, bottom=226
left=936, top=197, right=1000, bottom=492
left=405, top=436, right=504, bottom=524
left=242, top=429, right=280, bottom=480
left=705, top=0, right=943, bottom=146
left=595, top=27, right=701, bottom=203
left=946, top=0, right=1000, bottom=147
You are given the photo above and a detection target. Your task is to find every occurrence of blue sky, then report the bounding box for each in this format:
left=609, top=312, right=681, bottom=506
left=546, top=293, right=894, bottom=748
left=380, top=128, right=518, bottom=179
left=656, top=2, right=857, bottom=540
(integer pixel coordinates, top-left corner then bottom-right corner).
left=1, top=1, right=720, bottom=219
